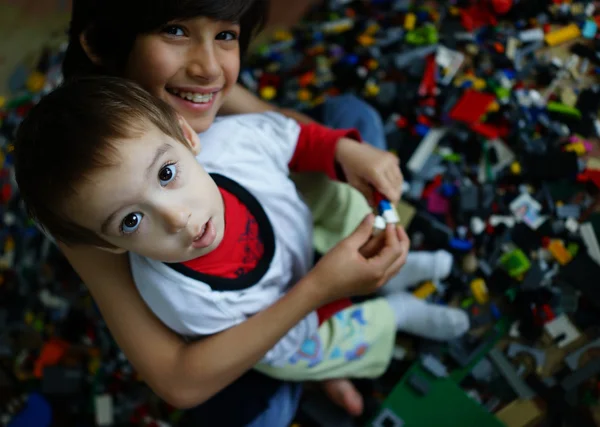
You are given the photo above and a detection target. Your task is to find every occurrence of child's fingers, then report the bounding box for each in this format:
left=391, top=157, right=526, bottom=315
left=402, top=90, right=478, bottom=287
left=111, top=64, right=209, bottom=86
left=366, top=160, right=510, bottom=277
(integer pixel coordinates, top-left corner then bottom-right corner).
left=359, top=232, right=386, bottom=258
left=369, top=225, right=402, bottom=270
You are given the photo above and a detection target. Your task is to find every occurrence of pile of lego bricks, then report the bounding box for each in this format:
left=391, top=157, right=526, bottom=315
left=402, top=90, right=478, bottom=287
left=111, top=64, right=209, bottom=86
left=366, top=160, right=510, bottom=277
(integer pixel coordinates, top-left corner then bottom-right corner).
left=241, top=1, right=600, bottom=426
left=0, top=35, right=183, bottom=427
left=2, top=0, right=600, bottom=426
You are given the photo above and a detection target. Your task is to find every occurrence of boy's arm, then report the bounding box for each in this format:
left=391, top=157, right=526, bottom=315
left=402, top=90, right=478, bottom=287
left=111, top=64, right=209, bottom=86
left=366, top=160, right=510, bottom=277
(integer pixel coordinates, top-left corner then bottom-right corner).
left=289, top=123, right=361, bottom=180
left=60, top=244, right=325, bottom=408
left=220, top=83, right=317, bottom=124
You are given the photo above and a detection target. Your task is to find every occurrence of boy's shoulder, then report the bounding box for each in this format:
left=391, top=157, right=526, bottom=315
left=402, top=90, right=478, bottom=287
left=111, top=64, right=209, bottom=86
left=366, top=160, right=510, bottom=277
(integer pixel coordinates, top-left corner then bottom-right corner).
left=210, top=112, right=298, bottom=135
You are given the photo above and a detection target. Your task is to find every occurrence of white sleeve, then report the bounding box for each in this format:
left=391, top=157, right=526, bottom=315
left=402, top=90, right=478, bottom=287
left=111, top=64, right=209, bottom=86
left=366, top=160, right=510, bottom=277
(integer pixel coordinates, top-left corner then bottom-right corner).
left=259, top=311, right=319, bottom=367
left=204, top=113, right=301, bottom=175
left=248, top=112, right=302, bottom=173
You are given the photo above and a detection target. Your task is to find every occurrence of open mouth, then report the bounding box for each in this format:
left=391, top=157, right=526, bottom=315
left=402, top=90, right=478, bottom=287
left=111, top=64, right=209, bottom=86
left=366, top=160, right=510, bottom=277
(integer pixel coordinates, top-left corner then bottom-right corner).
left=167, top=88, right=217, bottom=104
left=191, top=219, right=216, bottom=249
left=194, top=223, right=208, bottom=242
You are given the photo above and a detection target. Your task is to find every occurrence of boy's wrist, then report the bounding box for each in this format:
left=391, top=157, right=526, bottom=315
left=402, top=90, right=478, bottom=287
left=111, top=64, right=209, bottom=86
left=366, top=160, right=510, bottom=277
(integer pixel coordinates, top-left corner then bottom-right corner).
left=294, top=271, right=331, bottom=308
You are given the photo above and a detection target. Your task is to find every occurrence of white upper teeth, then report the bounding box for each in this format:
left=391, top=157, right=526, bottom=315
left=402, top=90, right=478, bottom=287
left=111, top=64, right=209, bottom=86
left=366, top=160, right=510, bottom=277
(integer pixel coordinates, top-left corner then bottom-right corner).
left=170, top=88, right=214, bottom=104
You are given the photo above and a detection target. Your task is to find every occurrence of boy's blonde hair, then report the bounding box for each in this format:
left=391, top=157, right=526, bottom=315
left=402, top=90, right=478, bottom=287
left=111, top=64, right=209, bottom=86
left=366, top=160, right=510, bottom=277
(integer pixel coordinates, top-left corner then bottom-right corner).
left=15, top=76, right=189, bottom=247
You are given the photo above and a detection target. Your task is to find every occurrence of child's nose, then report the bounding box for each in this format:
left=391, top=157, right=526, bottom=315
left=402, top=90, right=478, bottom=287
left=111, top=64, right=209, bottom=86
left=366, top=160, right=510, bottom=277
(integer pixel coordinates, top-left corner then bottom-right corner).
left=187, top=45, right=221, bottom=82
left=161, top=206, right=191, bottom=233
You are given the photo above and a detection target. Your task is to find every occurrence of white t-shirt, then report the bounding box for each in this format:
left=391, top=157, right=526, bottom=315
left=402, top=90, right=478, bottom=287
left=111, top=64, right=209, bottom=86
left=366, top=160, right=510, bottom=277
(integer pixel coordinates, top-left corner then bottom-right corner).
left=129, top=113, right=320, bottom=366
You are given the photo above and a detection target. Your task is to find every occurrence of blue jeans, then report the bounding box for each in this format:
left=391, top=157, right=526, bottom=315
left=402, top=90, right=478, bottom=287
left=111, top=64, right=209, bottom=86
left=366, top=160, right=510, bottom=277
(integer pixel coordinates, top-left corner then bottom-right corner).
left=246, top=382, right=303, bottom=427
left=318, top=94, right=387, bottom=150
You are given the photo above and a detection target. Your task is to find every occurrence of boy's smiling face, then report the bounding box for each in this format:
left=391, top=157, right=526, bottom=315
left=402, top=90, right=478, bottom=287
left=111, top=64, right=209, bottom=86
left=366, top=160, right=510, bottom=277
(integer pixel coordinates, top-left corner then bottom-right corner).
left=124, top=16, right=241, bottom=134
left=64, top=119, right=225, bottom=263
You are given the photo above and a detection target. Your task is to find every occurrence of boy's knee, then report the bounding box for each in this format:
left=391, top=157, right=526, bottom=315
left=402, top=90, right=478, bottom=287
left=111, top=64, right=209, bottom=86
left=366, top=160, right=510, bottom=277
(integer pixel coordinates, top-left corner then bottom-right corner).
left=323, top=94, right=386, bottom=150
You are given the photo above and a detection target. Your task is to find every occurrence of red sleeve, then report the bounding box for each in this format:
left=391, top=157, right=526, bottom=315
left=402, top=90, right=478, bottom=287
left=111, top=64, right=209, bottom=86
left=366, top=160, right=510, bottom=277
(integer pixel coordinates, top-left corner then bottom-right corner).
left=288, top=123, right=362, bottom=180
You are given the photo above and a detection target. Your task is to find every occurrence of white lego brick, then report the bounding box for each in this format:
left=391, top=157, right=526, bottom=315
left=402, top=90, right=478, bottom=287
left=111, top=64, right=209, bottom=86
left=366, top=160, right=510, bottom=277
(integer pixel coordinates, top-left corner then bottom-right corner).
left=436, top=46, right=464, bottom=85
left=407, top=127, right=448, bottom=174
left=95, top=395, right=114, bottom=426
left=565, top=217, right=579, bottom=233
left=580, top=222, right=600, bottom=265
left=544, top=314, right=581, bottom=348
left=372, top=215, right=386, bottom=236
left=470, top=217, right=486, bottom=235
left=489, top=215, right=516, bottom=228
left=519, top=28, right=544, bottom=43
left=509, top=321, right=521, bottom=338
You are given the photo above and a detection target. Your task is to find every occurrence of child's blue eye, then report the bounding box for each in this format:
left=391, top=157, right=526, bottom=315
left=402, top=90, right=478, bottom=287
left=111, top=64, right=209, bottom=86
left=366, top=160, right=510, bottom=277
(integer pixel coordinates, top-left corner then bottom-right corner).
left=162, top=25, right=185, bottom=36
left=121, top=213, right=143, bottom=234
left=159, top=164, right=177, bottom=186
left=216, top=31, right=237, bottom=41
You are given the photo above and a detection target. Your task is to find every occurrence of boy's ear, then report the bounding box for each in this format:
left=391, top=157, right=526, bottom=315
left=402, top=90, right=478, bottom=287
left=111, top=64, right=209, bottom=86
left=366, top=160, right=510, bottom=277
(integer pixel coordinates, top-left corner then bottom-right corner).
left=80, top=32, right=102, bottom=65
left=177, top=115, right=202, bottom=155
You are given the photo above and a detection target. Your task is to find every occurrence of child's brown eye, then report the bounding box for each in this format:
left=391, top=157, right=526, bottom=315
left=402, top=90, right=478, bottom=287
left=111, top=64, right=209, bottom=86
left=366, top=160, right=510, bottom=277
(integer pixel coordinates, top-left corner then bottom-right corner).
left=216, top=31, right=237, bottom=41
left=162, top=25, right=185, bottom=36
left=159, top=164, right=177, bottom=186
left=121, top=213, right=143, bottom=234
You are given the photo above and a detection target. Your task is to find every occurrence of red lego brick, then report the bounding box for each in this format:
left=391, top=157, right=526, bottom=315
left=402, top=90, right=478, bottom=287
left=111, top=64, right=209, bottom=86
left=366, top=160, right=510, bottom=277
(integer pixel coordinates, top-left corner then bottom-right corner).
left=449, top=89, right=496, bottom=124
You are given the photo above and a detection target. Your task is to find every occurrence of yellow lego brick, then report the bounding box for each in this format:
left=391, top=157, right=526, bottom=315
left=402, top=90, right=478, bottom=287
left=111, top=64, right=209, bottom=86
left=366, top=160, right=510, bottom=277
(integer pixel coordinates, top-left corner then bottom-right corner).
left=473, top=78, right=486, bottom=90
left=404, top=13, right=416, bottom=31
left=564, top=142, right=586, bottom=156
left=548, top=240, right=573, bottom=265
left=544, top=24, right=581, bottom=46
left=470, top=279, right=489, bottom=304
left=510, top=161, right=522, bottom=175
left=413, top=281, right=436, bottom=299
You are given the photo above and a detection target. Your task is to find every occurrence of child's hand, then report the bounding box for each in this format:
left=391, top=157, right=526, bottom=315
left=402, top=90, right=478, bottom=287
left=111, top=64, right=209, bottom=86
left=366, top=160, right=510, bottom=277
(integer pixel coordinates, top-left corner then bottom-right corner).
left=335, top=138, right=403, bottom=206
left=307, top=214, right=409, bottom=304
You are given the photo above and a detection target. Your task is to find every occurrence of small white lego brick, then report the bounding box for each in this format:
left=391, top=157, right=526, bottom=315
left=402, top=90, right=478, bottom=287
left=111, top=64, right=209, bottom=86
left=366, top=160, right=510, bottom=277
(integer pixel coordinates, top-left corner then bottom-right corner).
left=544, top=314, right=581, bottom=348
left=382, top=208, right=399, bottom=224
left=586, top=2, right=595, bottom=15
left=509, top=321, right=521, bottom=338
left=372, top=215, right=387, bottom=236
left=489, top=215, right=516, bottom=228
left=565, top=217, right=579, bottom=233
left=407, top=127, right=448, bottom=174
left=519, top=28, right=544, bottom=43
left=506, top=37, right=518, bottom=60
left=470, top=216, right=486, bottom=235
left=95, top=395, right=114, bottom=426
left=378, top=200, right=400, bottom=224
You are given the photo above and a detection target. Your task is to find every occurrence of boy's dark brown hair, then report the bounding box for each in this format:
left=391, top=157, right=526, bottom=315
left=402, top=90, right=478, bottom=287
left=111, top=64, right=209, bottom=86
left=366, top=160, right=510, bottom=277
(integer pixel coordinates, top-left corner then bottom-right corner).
left=14, top=76, right=187, bottom=247
left=63, top=0, right=268, bottom=79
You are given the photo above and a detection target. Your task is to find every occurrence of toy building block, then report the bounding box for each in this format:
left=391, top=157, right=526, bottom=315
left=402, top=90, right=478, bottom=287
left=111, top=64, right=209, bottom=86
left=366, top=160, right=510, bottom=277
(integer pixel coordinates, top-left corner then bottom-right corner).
left=564, top=337, right=600, bottom=370
left=378, top=200, right=400, bottom=224
left=370, top=362, right=505, bottom=427
left=500, top=249, right=531, bottom=278
left=95, top=394, right=114, bottom=427
left=544, top=24, right=581, bottom=46
left=579, top=222, right=600, bottom=266
left=408, top=373, right=430, bottom=395
left=413, top=281, right=437, bottom=299
left=495, top=399, right=546, bottom=427
left=372, top=215, right=386, bottom=236
left=371, top=408, right=404, bottom=427
left=470, top=279, right=489, bottom=304
left=509, top=193, right=546, bottom=230
left=560, top=357, right=600, bottom=392
left=488, top=348, right=536, bottom=399
left=421, top=354, right=449, bottom=378
left=448, top=90, right=496, bottom=124
left=543, top=314, right=580, bottom=349
left=407, top=127, right=448, bottom=174
left=506, top=343, right=547, bottom=371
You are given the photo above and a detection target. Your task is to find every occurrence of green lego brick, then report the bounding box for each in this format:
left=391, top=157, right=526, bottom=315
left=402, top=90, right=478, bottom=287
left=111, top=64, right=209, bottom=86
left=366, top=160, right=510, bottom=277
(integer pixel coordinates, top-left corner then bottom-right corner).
left=368, top=362, right=505, bottom=427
